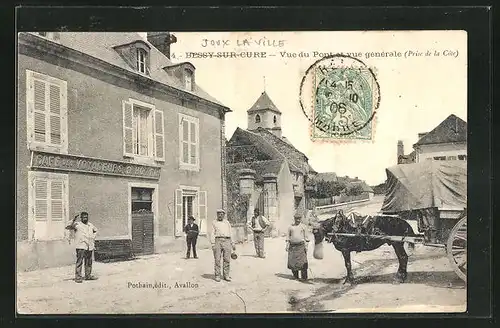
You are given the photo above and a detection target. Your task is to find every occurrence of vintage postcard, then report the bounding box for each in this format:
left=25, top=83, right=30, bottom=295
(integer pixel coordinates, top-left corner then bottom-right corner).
left=16, top=30, right=467, bottom=314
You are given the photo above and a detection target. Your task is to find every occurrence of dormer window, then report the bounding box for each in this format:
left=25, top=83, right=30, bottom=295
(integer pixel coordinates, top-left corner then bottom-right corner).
left=185, top=69, right=193, bottom=91
left=137, top=48, right=147, bottom=74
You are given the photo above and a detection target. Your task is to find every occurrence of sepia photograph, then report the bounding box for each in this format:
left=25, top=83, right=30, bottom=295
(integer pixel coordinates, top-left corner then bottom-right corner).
left=16, top=29, right=469, bottom=314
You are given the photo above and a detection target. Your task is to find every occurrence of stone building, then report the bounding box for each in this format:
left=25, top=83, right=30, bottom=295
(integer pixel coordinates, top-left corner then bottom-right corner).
left=17, top=32, right=230, bottom=270
left=226, top=91, right=317, bottom=237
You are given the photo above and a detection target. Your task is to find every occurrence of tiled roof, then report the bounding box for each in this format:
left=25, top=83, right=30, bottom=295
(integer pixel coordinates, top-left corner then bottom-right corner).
left=351, top=181, right=374, bottom=193
left=253, top=128, right=311, bottom=174
left=38, top=32, right=228, bottom=109
left=228, top=127, right=285, bottom=162
left=414, top=114, right=467, bottom=146
left=315, top=172, right=338, bottom=182
left=247, top=91, right=281, bottom=113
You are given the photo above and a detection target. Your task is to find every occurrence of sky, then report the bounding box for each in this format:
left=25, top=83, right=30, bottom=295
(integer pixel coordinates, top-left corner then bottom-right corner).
left=156, top=31, right=467, bottom=185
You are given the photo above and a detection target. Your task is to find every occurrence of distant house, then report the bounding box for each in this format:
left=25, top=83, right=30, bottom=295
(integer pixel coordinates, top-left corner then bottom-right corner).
left=413, top=114, right=467, bottom=162
left=314, top=172, right=338, bottom=183
left=226, top=91, right=317, bottom=236
left=396, top=114, right=467, bottom=164
left=351, top=181, right=375, bottom=200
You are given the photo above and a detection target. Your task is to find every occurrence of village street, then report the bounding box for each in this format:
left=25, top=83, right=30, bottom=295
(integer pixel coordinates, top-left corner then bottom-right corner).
left=17, top=197, right=466, bottom=314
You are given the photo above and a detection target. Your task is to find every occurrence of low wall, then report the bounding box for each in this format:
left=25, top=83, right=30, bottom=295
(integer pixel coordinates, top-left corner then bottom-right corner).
left=314, top=198, right=371, bottom=216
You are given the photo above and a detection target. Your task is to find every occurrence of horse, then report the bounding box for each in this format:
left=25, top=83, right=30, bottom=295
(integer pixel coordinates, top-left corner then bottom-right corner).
left=311, top=209, right=416, bottom=284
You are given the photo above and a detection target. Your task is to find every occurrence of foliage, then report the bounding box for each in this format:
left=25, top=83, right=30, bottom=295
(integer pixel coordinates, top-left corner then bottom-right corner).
left=312, top=179, right=347, bottom=198
left=345, top=183, right=364, bottom=196
left=226, top=165, right=251, bottom=225
left=372, top=182, right=387, bottom=195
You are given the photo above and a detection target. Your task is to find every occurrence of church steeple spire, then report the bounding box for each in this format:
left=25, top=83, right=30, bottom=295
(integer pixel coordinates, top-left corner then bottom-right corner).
left=247, top=90, right=282, bottom=138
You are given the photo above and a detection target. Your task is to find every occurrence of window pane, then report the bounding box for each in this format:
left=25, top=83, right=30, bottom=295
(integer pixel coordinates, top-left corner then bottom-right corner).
left=182, top=120, right=189, bottom=141
left=133, top=108, right=140, bottom=154
left=139, top=109, right=148, bottom=156
left=182, top=142, right=189, bottom=163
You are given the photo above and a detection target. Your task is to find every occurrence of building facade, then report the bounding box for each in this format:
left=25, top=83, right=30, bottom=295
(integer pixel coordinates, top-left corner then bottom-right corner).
left=396, top=114, right=467, bottom=164
left=226, top=91, right=316, bottom=237
left=413, top=114, right=467, bottom=163
left=17, top=32, right=230, bottom=271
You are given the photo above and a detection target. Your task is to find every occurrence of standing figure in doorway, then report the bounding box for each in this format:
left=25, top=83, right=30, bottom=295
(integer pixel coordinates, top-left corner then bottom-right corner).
left=66, top=211, right=98, bottom=283
left=247, top=208, right=270, bottom=258
left=286, top=213, right=310, bottom=281
left=184, top=216, right=199, bottom=259
left=210, top=209, right=236, bottom=282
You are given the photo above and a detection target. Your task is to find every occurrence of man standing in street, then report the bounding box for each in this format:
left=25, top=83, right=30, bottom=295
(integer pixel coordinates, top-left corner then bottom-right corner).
left=66, top=211, right=98, bottom=283
left=247, top=208, right=270, bottom=258
left=210, top=209, right=236, bottom=282
left=184, top=216, right=199, bottom=259
left=285, top=212, right=310, bottom=281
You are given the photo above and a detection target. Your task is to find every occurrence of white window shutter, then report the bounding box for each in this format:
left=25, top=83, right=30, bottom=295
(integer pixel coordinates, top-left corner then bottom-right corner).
left=33, top=79, right=47, bottom=143
left=50, top=180, right=65, bottom=240
left=26, top=71, right=35, bottom=148
left=34, top=178, right=49, bottom=241
left=48, top=84, right=62, bottom=146
left=189, top=121, right=197, bottom=165
left=198, top=191, right=207, bottom=235
left=122, top=100, right=134, bottom=156
left=34, top=179, right=48, bottom=221
left=154, top=109, right=165, bottom=161
left=59, top=81, right=68, bottom=153
left=174, top=189, right=183, bottom=237
left=181, top=119, right=189, bottom=164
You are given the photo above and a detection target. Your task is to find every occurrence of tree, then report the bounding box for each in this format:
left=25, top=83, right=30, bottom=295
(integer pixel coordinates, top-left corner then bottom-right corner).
left=345, top=183, right=364, bottom=196
left=312, top=180, right=346, bottom=198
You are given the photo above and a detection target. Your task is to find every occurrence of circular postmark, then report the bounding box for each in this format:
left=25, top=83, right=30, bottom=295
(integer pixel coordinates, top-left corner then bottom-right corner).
left=299, top=54, right=380, bottom=142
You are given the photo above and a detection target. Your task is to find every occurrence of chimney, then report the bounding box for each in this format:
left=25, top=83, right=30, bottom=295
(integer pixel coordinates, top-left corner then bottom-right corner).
left=397, top=140, right=404, bottom=161
left=418, top=132, right=428, bottom=140
left=147, top=32, right=177, bottom=59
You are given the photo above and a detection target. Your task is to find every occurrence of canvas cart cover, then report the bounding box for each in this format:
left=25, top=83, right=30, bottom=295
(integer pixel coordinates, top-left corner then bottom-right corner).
left=381, top=161, right=467, bottom=213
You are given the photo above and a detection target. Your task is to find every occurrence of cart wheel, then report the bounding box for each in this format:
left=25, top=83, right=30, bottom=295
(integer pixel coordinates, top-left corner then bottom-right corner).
left=446, top=216, right=467, bottom=282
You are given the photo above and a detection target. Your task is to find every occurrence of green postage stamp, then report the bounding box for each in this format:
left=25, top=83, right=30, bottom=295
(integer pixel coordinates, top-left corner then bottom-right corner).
left=300, top=55, right=380, bottom=142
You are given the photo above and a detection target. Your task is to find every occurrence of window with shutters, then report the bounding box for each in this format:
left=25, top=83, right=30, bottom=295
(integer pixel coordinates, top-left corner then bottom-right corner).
left=26, top=70, right=68, bottom=153
left=28, top=171, right=68, bottom=241
left=122, top=99, right=164, bottom=161
left=174, top=187, right=207, bottom=237
left=178, top=113, right=200, bottom=171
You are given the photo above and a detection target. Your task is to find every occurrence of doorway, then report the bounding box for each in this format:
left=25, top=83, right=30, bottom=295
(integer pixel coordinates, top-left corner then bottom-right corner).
left=131, top=187, right=154, bottom=256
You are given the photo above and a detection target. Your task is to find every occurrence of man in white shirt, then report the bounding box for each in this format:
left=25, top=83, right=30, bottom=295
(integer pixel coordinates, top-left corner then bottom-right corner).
left=247, top=208, right=270, bottom=258
left=210, top=209, right=236, bottom=282
left=66, top=211, right=98, bottom=283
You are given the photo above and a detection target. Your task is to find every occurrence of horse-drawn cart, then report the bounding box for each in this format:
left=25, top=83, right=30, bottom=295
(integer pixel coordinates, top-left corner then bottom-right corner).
left=318, top=160, right=467, bottom=282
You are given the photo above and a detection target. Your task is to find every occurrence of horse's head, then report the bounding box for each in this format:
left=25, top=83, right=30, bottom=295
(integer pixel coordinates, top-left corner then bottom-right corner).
left=331, top=209, right=348, bottom=232
left=311, top=209, right=348, bottom=244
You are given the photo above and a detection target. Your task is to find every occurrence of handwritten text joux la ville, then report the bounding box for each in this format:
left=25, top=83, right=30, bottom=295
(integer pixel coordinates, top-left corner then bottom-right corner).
left=201, top=37, right=286, bottom=48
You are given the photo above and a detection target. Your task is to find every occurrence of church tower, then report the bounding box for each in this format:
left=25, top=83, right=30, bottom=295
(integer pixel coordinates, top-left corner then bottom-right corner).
left=247, top=91, right=282, bottom=138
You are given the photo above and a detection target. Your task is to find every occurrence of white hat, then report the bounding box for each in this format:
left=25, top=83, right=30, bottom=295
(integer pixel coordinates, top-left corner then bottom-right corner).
left=216, top=209, right=226, bottom=213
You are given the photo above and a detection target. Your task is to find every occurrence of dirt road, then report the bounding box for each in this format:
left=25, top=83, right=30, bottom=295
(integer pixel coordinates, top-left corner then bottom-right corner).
left=17, top=202, right=466, bottom=314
